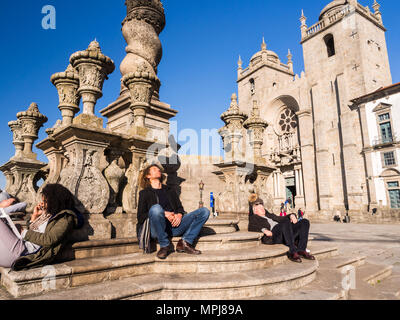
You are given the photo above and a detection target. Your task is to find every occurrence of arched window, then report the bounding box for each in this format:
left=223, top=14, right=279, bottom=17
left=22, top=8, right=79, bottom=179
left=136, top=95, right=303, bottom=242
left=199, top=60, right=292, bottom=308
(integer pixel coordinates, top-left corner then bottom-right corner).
left=324, top=34, right=336, bottom=57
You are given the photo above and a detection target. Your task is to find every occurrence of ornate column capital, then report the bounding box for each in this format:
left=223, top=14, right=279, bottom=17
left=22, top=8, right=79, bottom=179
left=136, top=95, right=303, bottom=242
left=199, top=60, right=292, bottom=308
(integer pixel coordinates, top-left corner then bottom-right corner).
left=70, top=40, right=115, bottom=118
left=16, top=103, right=48, bottom=159
left=51, top=64, right=81, bottom=126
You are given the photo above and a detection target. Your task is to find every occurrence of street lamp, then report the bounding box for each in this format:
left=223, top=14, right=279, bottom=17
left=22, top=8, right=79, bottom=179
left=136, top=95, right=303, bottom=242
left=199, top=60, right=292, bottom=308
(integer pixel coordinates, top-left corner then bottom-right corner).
left=199, top=180, right=205, bottom=208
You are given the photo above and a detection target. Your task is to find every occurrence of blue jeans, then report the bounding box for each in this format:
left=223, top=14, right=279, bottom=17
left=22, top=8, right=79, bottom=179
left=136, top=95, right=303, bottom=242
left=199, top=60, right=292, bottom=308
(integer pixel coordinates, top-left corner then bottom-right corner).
left=148, top=204, right=210, bottom=248
left=0, top=191, right=27, bottom=215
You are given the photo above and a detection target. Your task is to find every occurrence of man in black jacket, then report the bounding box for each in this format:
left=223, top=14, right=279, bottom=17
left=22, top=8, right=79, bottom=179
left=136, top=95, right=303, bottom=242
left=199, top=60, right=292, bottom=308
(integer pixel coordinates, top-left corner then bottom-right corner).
left=137, top=164, right=210, bottom=259
left=248, top=194, right=315, bottom=263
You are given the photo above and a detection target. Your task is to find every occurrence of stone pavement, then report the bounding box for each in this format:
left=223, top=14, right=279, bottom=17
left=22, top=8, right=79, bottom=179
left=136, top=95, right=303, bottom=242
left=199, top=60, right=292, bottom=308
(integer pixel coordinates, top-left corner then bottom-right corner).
left=0, top=222, right=398, bottom=300
left=309, top=223, right=400, bottom=272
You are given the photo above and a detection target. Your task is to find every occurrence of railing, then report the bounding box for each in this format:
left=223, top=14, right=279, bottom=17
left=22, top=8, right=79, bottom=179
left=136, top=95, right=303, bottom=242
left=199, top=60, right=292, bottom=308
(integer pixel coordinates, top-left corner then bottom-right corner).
left=328, top=5, right=351, bottom=24
left=304, top=5, right=352, bottom=39
left=306, top=20, right=325, bottom=37
left=372, top=135, right=398, bottom=147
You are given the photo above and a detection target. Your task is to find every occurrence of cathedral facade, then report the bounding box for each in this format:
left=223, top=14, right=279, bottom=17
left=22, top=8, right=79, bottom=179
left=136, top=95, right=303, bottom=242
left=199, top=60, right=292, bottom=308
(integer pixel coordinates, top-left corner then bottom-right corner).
left=228, top=0, right=393, bottom=218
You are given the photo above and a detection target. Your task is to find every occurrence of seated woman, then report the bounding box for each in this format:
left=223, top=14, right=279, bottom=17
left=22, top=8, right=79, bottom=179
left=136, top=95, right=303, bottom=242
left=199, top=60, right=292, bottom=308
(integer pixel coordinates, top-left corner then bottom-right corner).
left=0, top=190, right=27, bottom=215
left=137, top=164, right=210, bottom=260
left=0, top=184, right=82, bottom=271
left=248, top=194, right=315, bottom=263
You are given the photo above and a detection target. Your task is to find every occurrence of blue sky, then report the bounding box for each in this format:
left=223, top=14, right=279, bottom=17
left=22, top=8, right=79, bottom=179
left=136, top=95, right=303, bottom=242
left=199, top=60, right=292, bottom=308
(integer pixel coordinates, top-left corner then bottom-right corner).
left=0, top=0, right=399, bottom=189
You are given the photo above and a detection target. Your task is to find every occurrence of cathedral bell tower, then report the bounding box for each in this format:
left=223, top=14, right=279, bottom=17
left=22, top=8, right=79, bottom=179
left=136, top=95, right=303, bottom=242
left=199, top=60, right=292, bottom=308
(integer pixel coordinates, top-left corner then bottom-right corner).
left=299, top=0, right=392, bottom=213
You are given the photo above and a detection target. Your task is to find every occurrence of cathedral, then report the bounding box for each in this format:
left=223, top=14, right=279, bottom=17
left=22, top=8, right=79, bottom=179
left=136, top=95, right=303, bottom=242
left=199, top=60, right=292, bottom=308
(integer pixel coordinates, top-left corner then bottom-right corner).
left=195, top=0, right=398, bottom=221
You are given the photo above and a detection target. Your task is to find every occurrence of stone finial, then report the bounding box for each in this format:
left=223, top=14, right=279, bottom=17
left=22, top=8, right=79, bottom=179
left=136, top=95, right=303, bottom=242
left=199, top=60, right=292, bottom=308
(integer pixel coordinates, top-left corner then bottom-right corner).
left=51, top=64, right=80, bottom=126
left=221, top=93, right=247, bottom=125
left=261, top=37, right=267, bottom=51
left=287, top=49, right=293, bottom=72
left=372, top=0, right=382, bottom=22
left=16, top=103, right=48, bottom=159
left=70, top=41, right=115, bottom=117
left=287, top=49, right=293, bottom=61
left=300, top=9, right=308, bottom=39
left=238, top=55, right=243, bottom=69
left=122, top=63, right=161, bottom=128
left=300, top=9, right=307, bottom=25
left=244, top=101, right=268, bottom=161
left=8, top=120, right=24, bottom=159
left=219, top=94, right=248, bottom=163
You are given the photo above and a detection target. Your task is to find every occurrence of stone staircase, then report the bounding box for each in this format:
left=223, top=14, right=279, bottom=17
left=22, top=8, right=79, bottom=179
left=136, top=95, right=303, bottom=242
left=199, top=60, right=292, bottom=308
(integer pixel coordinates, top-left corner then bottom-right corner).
left=1, top=217, right=395, bottom=300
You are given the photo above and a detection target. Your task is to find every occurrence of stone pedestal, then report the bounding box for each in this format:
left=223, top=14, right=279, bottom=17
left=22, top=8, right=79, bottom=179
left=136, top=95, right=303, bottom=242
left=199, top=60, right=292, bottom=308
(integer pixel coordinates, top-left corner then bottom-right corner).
left=37, top=124, right=130, bottom=240
left=0, top=159, right=47, bottom=212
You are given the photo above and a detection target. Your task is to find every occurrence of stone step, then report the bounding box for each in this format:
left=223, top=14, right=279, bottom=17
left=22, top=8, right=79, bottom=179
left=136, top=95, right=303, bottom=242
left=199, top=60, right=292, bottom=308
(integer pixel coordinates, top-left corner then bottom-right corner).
left=0, top=245, right=287, bottom=298
left=307, top=244, right=339, bottom=260
left=200, top=218, right=239, bottom=235
left=158, top=232, right=263, bottom=251
left=153, top=245, right=289, bottom=274
left=1, top=241, right=337, bottom=299
left=59, top=219, right=241, bottom=261
left=371, top=274, right=400, bottom=299
left=251, top=254, right=366, bottom=300
left=348, top=263, right=396, bottom=300
left=59, top=237, right=141, bottom=261
left=27, top=259, right=319, bottom=300
left=358, top=263, right=393, bottom=285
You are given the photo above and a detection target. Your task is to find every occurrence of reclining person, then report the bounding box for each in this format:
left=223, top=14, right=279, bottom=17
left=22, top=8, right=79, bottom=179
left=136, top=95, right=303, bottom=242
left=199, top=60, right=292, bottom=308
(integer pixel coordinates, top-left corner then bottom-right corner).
left=248, top=194, right=315, bottom=263
left=137, top=164, right=210, bottom=260
left=0, top=184, right=82, bottom=270
left=0, top=190, right=27, bottom=215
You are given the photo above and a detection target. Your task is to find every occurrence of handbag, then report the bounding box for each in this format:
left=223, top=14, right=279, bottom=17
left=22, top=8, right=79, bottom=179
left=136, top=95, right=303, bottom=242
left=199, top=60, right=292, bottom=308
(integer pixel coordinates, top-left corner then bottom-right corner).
left=138, top=218, right=153, bottom=254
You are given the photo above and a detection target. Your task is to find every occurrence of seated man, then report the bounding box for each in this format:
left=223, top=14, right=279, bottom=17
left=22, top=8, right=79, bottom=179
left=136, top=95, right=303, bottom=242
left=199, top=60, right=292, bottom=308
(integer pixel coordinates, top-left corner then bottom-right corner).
left=137, top=164, right=210, bottom=260
left=0, top=190, right=27, bottom=215
left=248, top=194, right=315, bottom=263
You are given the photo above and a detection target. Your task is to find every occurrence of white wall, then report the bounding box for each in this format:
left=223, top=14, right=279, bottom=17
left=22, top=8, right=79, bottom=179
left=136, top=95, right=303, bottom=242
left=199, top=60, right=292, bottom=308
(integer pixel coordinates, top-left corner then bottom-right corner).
left=365, top=91, right=400, bottom=207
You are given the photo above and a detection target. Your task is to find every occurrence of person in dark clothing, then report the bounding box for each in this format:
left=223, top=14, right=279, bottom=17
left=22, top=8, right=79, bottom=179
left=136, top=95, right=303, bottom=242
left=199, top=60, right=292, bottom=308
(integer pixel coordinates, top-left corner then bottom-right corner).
left=248, top=194, right=315, bottom=263
left=137, top=164, right=210, bottom=260
left=297, top=208, right=304, bottom=221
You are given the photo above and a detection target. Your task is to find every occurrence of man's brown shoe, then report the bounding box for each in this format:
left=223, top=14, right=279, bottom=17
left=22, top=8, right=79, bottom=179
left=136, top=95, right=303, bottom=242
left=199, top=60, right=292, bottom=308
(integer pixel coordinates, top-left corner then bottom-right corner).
left=157, top=243, right=175, bottom=260
left=287, top=252, right=302, bottom=263
left=297, top=250, right=315, bottom=260
left=176, top=239, right=201, bottom=255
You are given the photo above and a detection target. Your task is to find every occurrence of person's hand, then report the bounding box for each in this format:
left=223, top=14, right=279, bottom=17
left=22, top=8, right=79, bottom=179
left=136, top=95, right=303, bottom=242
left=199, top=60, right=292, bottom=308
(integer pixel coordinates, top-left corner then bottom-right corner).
left=263, top=229, right=273, bottom=237
left=0, top=198, right=16, bottom=208
left=164, top=211, right=174, bottom=223
left=171, top=214, right=182, bottom=228
left=31, top=202, right=45, bottom=222
left=290, top=214, right=298, bottom=224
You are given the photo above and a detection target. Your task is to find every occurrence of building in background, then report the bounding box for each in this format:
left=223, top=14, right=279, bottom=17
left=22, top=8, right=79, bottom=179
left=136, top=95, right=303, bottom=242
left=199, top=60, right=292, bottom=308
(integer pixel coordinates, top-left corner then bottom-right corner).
left=351, top=82, right=400, bottom=210
left=212, top=0, right=398, bottom=221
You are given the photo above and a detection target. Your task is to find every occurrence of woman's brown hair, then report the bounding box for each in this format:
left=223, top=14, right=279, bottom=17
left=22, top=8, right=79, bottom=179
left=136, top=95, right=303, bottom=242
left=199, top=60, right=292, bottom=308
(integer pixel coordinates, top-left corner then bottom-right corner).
left=41, top=183, right=75, bottom=215
left=139, top=164, right=166, bottom=189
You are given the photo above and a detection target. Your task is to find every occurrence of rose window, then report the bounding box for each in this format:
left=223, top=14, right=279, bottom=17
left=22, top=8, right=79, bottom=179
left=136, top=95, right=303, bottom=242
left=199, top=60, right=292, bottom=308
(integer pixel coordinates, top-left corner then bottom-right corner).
left=278, top=108, right=297, bottom=133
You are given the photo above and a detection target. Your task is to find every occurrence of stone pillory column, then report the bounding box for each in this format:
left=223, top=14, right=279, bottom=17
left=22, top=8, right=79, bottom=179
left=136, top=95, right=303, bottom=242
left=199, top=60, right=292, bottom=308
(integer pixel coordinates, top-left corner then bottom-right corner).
left=120, top=0, right=165, bottom=81
left=120, top=0, right=165, bottom=133
left=50, top=64, right=80, bottom=126
left=70, top=40, right=115, bottom=128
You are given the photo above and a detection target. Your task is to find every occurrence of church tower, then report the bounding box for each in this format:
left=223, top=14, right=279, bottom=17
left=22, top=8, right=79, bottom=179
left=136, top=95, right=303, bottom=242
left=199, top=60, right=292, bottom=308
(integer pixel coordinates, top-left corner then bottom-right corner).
left=300, top=0, right=392, bottom=213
